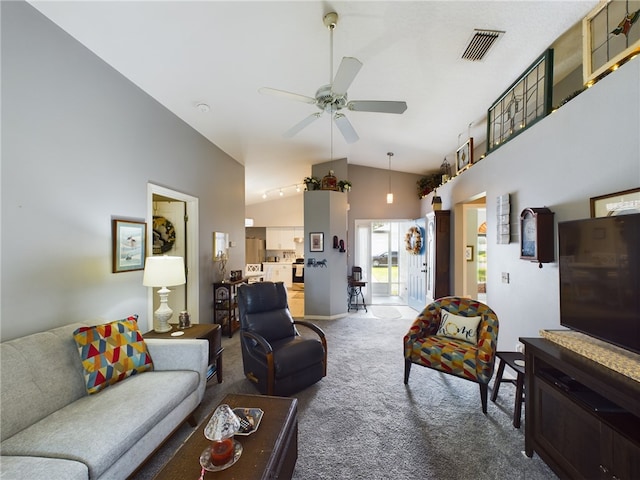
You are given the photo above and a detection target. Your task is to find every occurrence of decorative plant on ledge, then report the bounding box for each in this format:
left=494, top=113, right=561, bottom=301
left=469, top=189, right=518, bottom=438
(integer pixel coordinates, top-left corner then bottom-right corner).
left=417, top=173, right=443, bottom=199
left=304, top=176, right=352, bottom=192
left=303, top=176, right=320, bottom=191
left=338, top=180, right=352, bottom=192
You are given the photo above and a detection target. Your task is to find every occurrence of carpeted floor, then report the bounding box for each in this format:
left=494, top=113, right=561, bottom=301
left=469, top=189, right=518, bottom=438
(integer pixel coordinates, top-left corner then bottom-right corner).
left=132, top=307, right=557, bottom=480
left=370, top=305, right=403, bottom=319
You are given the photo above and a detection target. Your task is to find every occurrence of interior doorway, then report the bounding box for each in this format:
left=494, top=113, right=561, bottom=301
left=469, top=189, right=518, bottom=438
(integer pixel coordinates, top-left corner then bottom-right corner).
left=146, top=184, right=199, bottom=332
left=454, top=195, right=487, bottom=302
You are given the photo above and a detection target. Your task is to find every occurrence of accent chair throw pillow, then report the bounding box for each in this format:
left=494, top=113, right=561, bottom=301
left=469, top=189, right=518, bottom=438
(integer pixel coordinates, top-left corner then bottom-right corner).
left=437, top=309, right=481, bottom=344
left=73, top=315, right=153, bottom=394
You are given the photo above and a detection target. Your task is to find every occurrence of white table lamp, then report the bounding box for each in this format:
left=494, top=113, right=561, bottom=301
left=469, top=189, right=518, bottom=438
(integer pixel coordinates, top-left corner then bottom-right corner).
left=143, top=256, right=186, bottom=333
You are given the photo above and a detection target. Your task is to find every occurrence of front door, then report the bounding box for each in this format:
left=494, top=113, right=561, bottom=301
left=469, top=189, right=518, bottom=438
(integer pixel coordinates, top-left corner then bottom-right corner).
left=407, top=218, right=426, bottom=311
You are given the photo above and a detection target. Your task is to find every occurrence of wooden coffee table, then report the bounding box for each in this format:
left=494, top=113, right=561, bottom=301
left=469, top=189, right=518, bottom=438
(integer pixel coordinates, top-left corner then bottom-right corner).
left=153, top=393, right=298, bottom=480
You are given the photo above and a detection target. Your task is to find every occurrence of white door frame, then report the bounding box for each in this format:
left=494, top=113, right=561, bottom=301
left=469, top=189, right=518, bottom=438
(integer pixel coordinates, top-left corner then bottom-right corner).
left=146, top=183, right=199, bottom=332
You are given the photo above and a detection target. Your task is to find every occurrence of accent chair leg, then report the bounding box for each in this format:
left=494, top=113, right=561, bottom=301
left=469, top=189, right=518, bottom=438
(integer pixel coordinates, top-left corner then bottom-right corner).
left=480, top=383, right=488, bottom=414
left=404, top=359, right=412, bottom=384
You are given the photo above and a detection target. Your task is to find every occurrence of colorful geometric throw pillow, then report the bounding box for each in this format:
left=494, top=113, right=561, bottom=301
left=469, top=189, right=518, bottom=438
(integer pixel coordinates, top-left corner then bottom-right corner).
left=73, top=316, right=153, bottom=394
left=437, top=309, right=481, bottom=345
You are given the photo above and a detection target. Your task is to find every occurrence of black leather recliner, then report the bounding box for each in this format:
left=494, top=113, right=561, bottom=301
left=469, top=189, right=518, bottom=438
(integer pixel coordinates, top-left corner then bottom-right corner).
left=237, top=281, right=327, bottom=396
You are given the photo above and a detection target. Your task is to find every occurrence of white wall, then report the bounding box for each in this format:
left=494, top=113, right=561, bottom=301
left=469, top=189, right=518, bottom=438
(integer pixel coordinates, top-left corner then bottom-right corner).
left=245, top=195, right=304, bottom=227
left=424, top=56, right=640, bottom=352
left=1, top=2, right=245, bottom=340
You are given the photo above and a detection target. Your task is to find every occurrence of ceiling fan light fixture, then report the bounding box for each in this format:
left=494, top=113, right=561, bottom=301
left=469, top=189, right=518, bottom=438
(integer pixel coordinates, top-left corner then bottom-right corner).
left=259, top=11, right=407, bottom=144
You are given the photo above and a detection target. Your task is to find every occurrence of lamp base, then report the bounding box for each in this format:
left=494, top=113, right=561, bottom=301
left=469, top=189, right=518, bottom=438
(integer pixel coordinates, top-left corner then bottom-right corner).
left=154, top=286, right=174, bottom=333
left=153, top=320, right=173, bottom=333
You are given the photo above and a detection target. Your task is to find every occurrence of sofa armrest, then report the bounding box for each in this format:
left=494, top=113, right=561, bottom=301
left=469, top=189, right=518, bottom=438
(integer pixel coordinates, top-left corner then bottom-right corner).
left=145, top=339, right=208, bottom=398
left=145, top=338, right=207, bottom=372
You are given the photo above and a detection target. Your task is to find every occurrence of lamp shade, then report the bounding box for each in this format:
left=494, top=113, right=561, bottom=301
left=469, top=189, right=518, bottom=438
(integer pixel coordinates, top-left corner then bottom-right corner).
left=143, top=256, right=185, bottom=287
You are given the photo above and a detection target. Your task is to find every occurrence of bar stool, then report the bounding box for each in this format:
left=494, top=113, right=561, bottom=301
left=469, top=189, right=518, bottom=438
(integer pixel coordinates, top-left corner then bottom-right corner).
left=347, top=266, right=367, bottom=312
left=491, top=351, right=525, bottom=428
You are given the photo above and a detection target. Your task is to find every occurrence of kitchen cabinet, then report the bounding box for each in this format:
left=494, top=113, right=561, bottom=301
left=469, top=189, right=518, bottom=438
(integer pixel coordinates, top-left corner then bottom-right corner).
left=262, top=262, right=293, bottom=288
left=266, top=227, right=301, bottom=250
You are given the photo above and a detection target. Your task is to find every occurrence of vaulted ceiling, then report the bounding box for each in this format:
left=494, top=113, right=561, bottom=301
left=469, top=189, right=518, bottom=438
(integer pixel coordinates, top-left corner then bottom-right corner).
left=30, top=1, right=599, bottom=204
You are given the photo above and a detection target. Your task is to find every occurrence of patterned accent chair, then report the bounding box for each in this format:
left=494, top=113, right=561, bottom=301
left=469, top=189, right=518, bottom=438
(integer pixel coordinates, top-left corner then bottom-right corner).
left=403, top=296, right=499, bottom=413
left=237, top=281, right=327, bottom=396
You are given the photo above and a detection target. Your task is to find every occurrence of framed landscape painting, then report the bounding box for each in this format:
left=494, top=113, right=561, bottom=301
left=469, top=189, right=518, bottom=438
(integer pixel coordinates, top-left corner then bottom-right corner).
left=112, top=219, right=146, bottom=273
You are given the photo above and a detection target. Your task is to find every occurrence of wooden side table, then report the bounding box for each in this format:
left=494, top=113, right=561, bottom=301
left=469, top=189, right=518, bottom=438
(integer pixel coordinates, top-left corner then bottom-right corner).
left=490, top=351, right=525, bottom=428
left=144, top=323, right=223, bottom=383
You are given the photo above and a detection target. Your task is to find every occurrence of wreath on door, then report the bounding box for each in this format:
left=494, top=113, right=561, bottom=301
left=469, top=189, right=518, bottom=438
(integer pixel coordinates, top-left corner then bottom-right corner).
left=153, top=216, right=176, bottom=254
left=405, top=226, right=423, bottom=255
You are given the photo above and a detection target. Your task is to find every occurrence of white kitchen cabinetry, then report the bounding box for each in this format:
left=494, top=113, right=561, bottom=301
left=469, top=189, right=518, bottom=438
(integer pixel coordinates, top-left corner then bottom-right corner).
left=262, top=262, right=293, bottom=288
left=266, top=227, right=300, bottom=250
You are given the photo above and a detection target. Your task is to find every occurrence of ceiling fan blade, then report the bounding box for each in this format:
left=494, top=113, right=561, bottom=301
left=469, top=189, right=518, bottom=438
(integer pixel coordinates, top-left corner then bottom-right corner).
left=283, top=113, right=322, bottom=138
left=332, top=57, right=363, bottom=96
left=333, top=113, right=359, bottom=144
left=347, top=100, right=408, bottom=114
left=259, top=87, right=317, bottom=105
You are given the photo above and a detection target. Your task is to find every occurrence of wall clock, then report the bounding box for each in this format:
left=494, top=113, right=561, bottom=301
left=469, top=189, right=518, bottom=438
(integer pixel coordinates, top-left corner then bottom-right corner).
left=520, top=207, right=555, bottom=267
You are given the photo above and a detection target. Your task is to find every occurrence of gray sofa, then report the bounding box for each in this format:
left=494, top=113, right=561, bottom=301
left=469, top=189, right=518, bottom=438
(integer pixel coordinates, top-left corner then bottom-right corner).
left=0, top=322, right=208, bottom=479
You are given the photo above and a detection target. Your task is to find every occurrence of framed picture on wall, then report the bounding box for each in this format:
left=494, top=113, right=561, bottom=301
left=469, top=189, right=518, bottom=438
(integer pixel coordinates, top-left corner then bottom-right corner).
left=112, top=219, right=146, bottom=273
left=456, top=138, right=474, bottom=173
left=309, top=232, right=324, bottom=252
left=590, top=188, right=640, bottom=217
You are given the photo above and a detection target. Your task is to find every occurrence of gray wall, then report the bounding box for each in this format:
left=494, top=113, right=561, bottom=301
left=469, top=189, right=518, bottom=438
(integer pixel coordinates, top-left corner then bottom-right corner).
left=422, top=55, right=640, bottom=352
left=1, top=1, right=245, bottom=340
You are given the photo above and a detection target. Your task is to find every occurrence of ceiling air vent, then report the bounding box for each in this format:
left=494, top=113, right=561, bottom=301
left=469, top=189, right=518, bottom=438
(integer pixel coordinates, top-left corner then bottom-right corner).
left=461, top=29, right=504, bottom=61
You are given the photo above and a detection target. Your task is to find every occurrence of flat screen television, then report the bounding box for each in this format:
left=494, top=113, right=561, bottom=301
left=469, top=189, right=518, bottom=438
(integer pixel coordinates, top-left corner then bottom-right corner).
left=558, top=213, right=640, bottom=355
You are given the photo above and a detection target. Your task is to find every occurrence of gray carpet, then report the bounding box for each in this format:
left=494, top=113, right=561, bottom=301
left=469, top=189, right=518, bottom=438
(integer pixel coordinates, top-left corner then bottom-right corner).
left=132, top=311, right=557, bottom=480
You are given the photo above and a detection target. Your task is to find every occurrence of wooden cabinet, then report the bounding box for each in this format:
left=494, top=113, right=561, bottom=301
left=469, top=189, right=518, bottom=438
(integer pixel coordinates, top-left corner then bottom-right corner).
left=213, top=279, right=246, bottom=338
left=521, top=337, right=640, bottom=480
left=425, top=210, right=450, bottom=301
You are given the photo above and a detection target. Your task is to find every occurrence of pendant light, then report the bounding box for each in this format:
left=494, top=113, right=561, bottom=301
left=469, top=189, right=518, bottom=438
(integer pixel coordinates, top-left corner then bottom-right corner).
left=386, top=152, right=394, bottom=204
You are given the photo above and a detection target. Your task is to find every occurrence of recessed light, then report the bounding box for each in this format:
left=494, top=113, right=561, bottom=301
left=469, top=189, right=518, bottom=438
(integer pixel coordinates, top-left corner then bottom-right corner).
left=196, top=103, right=210, bottom=113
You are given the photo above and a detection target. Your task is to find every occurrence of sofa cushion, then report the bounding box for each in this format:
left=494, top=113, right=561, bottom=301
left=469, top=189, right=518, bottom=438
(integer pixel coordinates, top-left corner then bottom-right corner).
left=0, top=456, right=88, bottom=480
left=437, top=309, right=481, bottom=344
left=0, top=323, right=88, bottom=441
left=0, top=370, right=199, bottom=479
left=73, top=316, right=153, bottom=394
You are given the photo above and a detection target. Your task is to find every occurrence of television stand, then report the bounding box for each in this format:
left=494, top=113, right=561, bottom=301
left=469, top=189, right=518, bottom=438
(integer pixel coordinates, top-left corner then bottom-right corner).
left=520, top=337, right=640, bottom=479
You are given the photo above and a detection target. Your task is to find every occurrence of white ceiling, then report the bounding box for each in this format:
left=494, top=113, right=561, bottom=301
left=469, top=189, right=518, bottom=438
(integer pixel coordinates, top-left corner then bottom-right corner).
left=29, top=0, right=599, bottom=205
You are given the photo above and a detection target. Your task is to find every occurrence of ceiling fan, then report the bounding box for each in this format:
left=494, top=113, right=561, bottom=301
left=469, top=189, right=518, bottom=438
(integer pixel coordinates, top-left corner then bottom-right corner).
left=259, top=12, right=407, bottom=144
